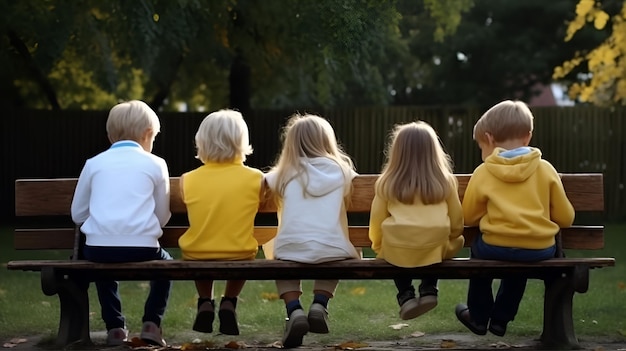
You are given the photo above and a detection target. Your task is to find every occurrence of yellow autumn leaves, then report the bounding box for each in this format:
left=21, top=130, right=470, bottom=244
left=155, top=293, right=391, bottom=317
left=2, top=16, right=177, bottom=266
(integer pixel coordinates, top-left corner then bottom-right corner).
left=553, top=0, right=626, bottom=106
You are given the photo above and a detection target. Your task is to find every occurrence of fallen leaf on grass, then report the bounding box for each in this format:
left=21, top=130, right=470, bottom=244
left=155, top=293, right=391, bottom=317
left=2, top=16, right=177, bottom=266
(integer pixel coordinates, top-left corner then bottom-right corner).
left=350, top=287, right=366, bottom=296
left=3, top=338, right=28, bottom=348
left=337, top=341, right=369, bottom=349
left=618, top=282, right=625, bottom=291
left=225, top=340, right=247, bottom=349
left=261, top=292, right=279, bottom=301
left=410, top=331, right=425, bottom=338
left=180, top=340, right=217, bottom=350
left=440, top=339, right=457, bottom=348
left=127, top=337, right=149, bottom=348
left=268, top=341, right=283, bottom=348
left=489, top=341, right=511, bottom=349
left=388, top=323, right=409, bottom=330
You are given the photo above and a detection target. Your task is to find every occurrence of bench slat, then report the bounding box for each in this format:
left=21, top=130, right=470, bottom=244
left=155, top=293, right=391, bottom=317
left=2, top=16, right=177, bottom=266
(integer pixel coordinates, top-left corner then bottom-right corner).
left=14, top=225, right=605, bottom=250
left=15, top=173, right=604, bottom=216
left=7, top=257, right=615, bottom=281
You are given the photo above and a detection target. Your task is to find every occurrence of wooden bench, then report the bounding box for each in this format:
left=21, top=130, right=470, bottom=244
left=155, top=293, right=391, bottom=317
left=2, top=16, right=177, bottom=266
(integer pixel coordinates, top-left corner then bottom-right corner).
left=8, top=174, right=614, bottom=348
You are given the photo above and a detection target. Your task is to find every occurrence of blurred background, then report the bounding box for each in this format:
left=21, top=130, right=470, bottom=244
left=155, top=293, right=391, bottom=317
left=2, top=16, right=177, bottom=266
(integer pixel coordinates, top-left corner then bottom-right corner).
left=2, top=0, right=625, bottom=221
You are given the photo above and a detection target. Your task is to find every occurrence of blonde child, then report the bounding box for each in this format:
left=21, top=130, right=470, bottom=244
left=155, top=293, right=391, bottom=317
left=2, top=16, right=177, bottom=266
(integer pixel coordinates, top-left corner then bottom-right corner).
left=368, top=121, right=464, bottom=320
left=456, top=100, right=574, bottom=337
left=264, top=114, right=359, bottom=348
left=178, top=109, right=264, bottom=335
left=71, top=100, right=172, bottom=347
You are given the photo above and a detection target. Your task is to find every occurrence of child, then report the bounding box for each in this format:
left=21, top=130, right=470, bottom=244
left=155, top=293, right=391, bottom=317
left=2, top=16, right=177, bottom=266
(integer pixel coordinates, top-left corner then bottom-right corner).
left=368, top=121, right=464, bottom=320
left=178, top=109, right=264, bottom=336
left=70, top=100, right=172, bottom=347
left=264, top=114, right=359, bottom=348
left=456, top=100, right=575, bottom=337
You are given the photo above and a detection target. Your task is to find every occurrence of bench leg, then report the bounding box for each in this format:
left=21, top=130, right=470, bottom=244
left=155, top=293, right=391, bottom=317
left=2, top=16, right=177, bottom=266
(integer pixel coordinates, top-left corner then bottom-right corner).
left=41, top=267, right=92, bottom=346
left=541, top=266, right=589, bottom=349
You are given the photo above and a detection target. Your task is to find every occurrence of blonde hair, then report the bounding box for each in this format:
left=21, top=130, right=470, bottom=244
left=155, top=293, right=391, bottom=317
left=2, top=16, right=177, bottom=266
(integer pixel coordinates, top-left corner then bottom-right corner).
left=270, top=113, right=355, bottom=198
left=106, top=100, right=160, bottom=143
left=473, top=100, right=534, bottom=143
left=377, top=121, right=454, bottom=205
left=195, top=109, right=253, bottom=163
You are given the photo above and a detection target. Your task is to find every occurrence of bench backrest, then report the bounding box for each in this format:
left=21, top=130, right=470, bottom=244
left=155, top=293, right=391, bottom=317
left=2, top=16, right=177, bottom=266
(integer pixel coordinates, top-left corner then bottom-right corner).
left=14, top=174, right=605, bottom=252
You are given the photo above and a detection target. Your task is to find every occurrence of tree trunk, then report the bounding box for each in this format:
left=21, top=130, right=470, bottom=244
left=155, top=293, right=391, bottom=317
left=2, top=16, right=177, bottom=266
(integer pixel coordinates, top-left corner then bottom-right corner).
left=7, top=30, right=61, bottom=110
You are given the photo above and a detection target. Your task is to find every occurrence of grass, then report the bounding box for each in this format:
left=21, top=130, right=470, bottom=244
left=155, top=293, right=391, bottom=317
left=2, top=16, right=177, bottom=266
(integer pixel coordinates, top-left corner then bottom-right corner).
left=1, top=224, right=625, bottom=346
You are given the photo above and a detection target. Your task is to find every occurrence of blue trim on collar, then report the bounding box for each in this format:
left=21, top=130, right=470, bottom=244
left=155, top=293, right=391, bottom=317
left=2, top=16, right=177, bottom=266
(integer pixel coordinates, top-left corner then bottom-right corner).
left=110, top=141, right=141, bottom=149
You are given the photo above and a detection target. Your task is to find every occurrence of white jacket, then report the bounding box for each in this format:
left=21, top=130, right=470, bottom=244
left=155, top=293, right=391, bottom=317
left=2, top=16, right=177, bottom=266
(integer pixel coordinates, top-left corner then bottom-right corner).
left=264, top=157, right=359, bottom=263
left=71, top=141, right=171, bottom=247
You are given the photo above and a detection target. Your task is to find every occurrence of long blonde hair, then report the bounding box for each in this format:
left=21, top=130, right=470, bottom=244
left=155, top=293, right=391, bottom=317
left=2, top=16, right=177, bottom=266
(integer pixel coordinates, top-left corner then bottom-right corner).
left=270, top=113, right=355, bottom=198
left=377, top=121, right=454, bottom=204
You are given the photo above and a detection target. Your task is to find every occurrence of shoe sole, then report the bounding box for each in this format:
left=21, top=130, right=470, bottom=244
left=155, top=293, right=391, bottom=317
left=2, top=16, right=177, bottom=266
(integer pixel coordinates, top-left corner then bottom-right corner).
left=282, top=314, right=309, bottom=348
left=308, top=308, right=329, bottom=334
left=455, top=304, right=487, bottom=336
left=192, top=310, right=214, bottom=333
left=489, top=324, right=506, bottom=337
left=400, top=296, right=437, bottom=320
left=218, top=309, right=240, bottom=335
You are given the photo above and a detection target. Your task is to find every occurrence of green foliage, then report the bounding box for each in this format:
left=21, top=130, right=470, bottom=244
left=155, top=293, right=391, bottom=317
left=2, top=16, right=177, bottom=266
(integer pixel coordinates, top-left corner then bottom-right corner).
left=389, top=0, right=607, bottom=107
left=1, top=0, right=474, bottom=111
left=554, top=0, right=626, bottom=106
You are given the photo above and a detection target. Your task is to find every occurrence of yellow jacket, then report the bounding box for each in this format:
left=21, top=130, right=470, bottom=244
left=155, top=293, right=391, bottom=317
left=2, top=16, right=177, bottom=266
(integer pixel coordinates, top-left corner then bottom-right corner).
left=179, top=161, right=263, bottom=260
left=368, top=176, right=464, bottom=268
left=462, top=147, right=575, bottom=249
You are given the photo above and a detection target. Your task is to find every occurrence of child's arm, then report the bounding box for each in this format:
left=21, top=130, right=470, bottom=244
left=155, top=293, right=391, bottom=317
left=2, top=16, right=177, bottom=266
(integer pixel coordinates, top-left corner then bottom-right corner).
left=462, top=169, right=487, bottom=227
left=447, top=180, right=464, bottom=238
left=70, top=162, right=91, bottom=224
left=550, top=175, right=575, bottom=228
left=368, top=194, right=388, bottom=254
left=154, top=161, right=171, bottom=227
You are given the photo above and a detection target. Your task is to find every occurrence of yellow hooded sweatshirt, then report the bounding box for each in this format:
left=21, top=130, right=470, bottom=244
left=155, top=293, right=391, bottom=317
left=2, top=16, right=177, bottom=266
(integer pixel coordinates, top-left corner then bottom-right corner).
left=368, top=175, right=465, bottom=268
left=462, top=147, right=575, bottom=250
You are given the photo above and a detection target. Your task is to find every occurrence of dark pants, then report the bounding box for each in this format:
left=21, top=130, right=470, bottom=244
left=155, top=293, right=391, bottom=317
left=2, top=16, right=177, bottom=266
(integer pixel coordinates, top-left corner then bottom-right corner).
left=83, top=245, right=173, bottom=330
left=467, top=234, right=556, bottom=325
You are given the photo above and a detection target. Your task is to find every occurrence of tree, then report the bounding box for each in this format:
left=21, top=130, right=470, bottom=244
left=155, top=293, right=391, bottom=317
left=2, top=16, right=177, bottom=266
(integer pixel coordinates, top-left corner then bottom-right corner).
left=553, top=0, right=626, bottom=106
left=0, top=0, right=474, bottom=111
left=388, top=0, right=604, bottom=108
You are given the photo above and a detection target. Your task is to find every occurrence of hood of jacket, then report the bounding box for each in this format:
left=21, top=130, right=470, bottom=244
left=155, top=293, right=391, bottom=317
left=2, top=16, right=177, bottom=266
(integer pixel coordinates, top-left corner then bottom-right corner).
left=299, top=157, right=348, bottom=196
left=484, top=147, right=541, bottom=183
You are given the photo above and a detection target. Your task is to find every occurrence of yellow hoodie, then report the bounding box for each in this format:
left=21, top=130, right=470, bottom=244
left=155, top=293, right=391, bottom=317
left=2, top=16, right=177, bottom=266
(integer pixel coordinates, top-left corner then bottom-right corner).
left=368, top=175, right=465, bottom=268
left=462, top=147, right=575, bottom=250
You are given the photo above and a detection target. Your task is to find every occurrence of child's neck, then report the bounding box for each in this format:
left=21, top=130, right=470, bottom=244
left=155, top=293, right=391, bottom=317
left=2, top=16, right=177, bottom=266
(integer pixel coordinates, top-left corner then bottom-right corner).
left=494, top=139, right=527, bottom=151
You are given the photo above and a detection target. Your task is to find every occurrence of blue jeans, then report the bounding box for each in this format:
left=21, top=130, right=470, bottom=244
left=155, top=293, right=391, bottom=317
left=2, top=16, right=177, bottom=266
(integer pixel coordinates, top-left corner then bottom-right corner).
left=83, top=245, right=173, bottom=330
left=467, top=234, right=556, bottom=325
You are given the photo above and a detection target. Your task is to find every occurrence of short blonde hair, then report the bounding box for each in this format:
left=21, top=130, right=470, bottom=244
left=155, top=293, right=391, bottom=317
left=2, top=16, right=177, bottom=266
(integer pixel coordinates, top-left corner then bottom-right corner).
left=106, top=100, right=160, bottom=143
left=195, top=109, right=253, bottom=163
left=377, top=121, right=454, bottom=204
left=473, top=100, right=534, bottom=143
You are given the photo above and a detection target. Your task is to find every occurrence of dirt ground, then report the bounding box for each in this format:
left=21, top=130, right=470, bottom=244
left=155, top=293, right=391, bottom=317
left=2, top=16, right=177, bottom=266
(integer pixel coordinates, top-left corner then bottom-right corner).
left=4, top=332, right=626, bottom=351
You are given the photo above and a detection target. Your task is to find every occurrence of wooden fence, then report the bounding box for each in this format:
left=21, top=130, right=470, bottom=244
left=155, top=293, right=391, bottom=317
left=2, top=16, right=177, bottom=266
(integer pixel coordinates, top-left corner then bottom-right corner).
left=2, top=106, right=624, bottom=221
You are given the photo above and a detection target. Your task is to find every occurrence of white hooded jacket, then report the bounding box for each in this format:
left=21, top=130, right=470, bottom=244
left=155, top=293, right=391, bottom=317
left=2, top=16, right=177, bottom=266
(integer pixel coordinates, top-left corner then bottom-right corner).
left=264, top=157, right=359, bottom=263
